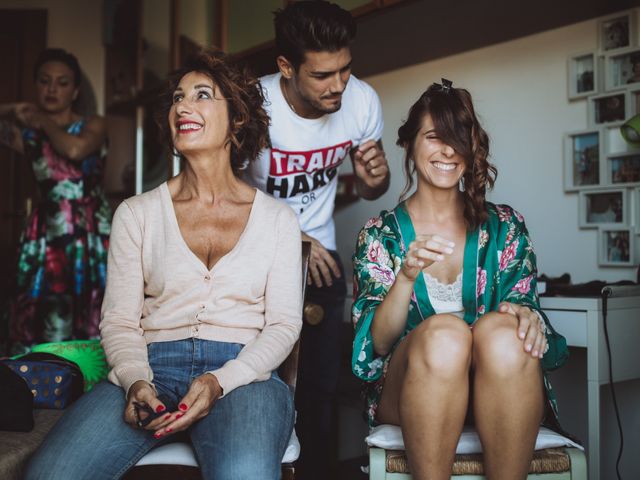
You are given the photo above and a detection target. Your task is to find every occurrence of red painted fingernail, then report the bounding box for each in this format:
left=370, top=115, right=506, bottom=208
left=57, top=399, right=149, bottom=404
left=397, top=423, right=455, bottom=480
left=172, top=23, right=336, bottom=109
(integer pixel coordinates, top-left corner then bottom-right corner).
left=164, top=414, right=171, bottom=420
left=166, top=428, right=172, bottom=433
left=176, top=413, right=183, bottom=419
left=153, top=432, right=162, bottom=439
left=179, top=403, right=188, bottom=411
left=155, top=405, right=165, bottom=413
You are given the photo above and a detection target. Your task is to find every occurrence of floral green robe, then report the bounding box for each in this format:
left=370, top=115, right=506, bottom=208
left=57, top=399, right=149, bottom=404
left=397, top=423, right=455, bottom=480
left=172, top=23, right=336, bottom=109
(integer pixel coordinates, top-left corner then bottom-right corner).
left=351, top=202, right=569, bottom=428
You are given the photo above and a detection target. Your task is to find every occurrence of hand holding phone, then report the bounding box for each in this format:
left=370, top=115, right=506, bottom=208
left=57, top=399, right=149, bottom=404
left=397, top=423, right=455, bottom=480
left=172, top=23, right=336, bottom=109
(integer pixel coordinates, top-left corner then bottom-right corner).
left=133, top=394, right=174, bottom=428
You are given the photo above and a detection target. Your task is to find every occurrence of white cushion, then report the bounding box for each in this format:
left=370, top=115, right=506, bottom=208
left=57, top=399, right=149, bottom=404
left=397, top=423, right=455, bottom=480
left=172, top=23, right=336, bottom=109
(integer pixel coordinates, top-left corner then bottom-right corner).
left=135, top=429, right=300, bottom=467
left=365, top=425, right=583, bottom=454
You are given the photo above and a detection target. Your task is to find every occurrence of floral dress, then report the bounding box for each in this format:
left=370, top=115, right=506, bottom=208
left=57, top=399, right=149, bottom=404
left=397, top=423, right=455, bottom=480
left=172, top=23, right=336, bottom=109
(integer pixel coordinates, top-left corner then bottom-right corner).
left=9, top=119, right=112, bottom=350
left=351, top=202, right=569, bottom=428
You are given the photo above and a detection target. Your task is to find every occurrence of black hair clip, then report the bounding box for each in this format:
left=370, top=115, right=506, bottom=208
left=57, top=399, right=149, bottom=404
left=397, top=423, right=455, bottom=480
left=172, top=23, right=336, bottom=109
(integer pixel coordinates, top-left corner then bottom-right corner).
left=431, top=78, right=453, bottom=94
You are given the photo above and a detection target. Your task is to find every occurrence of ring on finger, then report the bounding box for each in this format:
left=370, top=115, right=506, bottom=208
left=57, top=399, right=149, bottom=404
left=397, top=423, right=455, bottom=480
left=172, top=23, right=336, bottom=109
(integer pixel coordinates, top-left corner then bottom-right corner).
left=537, top=316, right=548, bottom=335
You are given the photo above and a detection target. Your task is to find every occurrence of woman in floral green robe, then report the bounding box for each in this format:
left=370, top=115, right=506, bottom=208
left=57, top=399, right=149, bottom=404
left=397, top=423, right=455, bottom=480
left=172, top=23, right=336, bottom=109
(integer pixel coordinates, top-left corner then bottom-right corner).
left=351, top=81, right=568, bottom=479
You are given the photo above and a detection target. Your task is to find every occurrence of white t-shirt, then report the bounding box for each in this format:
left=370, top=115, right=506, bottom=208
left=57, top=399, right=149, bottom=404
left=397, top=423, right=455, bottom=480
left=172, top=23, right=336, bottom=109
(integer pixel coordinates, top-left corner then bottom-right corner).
left=245, top=72, right=384, bottom=250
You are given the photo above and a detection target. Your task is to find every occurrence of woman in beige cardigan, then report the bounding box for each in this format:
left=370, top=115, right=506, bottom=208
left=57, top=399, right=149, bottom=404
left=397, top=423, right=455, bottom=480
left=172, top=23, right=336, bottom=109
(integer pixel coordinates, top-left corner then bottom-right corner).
left=27, top=50, right=302, bottom=480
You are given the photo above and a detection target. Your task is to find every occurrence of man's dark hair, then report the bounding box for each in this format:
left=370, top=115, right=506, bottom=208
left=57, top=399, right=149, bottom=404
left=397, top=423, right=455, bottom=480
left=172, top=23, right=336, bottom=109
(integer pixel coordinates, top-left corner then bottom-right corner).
left=33, top=48, right=82, bottom=87
left=274, top=0, right=356, bottom=69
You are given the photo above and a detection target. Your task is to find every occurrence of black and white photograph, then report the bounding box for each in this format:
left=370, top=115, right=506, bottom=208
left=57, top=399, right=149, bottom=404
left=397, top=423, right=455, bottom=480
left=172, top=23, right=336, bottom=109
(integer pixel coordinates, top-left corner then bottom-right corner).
left=606, top=48, right=640, bottom=89
left=568, top=52, right=597, bottom=98
left=600, top=14, right=632, bottom=51
left=592, top=93, right=626, bottom=124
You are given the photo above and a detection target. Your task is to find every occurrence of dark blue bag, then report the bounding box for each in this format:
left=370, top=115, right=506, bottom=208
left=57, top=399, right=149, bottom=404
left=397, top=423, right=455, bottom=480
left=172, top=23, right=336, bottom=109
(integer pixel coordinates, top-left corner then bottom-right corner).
left=3, top=352, right=84, bottom=409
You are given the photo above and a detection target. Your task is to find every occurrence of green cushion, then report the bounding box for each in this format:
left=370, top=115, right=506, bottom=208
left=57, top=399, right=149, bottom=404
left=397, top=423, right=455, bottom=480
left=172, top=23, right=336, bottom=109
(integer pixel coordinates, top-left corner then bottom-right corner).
left=28, top=340, right=108, bottom=391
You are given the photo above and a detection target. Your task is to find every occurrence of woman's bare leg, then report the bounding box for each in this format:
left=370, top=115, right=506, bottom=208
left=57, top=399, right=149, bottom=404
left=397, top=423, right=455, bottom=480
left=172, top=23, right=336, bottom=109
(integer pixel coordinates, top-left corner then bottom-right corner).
left=471, top=312, right=544, bottom=480
left=377, top=314, right=472, bottom=480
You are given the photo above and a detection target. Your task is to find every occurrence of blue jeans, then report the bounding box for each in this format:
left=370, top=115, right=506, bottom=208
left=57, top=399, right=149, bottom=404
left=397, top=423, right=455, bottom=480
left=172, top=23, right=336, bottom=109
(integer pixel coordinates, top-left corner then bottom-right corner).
left=26, top=338, right=295, bottom=480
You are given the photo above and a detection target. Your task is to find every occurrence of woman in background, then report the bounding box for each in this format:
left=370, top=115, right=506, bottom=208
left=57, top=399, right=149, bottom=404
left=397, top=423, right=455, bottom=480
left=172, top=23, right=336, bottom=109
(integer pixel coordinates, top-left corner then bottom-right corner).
left=351, top=80, right=568, bottom=480
left=0, top=48, right=111, bottom=353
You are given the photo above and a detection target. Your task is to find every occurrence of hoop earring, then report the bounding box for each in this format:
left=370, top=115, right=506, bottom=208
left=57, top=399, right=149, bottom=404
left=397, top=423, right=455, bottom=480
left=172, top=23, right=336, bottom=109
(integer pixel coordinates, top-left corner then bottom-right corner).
left=458, top=176, right=465, bottom=192
left=237, top=159, right=249, bottom=171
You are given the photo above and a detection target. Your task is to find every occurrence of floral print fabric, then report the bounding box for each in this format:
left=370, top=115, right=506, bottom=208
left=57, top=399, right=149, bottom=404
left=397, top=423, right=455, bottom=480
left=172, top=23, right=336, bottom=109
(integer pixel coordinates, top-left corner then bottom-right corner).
left=9, top=120, right=112, bottom=350
left=351, top=202, right=568, bottom=428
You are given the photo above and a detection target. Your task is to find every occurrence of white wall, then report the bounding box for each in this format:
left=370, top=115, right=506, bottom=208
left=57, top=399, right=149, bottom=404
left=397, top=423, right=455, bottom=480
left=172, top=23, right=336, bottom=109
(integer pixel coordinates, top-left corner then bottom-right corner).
left=1, top=0, right=105, bottom=114
left=337, top=15, right=639, bottom=284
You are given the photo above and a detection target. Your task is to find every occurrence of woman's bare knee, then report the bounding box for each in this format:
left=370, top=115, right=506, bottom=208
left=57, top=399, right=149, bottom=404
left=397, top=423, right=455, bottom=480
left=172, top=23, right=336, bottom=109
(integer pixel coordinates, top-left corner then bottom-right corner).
left=405, top=314, right=472, bottom=377
left=472, top=312, right=537, bottom=377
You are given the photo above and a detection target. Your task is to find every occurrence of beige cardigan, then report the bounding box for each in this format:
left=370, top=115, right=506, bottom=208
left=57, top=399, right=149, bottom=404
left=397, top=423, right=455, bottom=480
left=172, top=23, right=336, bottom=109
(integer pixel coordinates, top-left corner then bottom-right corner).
left=100, top=183, right=302, bottom=397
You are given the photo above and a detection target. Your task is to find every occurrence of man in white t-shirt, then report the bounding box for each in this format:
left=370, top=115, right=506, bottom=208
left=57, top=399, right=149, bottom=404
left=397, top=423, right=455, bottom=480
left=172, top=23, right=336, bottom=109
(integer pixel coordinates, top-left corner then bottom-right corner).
left=244, top=2, right=389, bottom=478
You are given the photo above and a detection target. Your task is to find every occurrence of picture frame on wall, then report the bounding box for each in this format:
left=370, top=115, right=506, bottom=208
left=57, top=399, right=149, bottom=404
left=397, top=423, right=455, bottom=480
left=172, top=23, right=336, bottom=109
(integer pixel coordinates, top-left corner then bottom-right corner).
left=604, top=46, right=640, bottom=90
left=631, top=86, right=640, bottom=114
left=579, top=188, right=628, bottom=228
left=608, top=152, right=640, bottom=185
left=589, top=91, right=628, bottom=125
left=564, top=129, right=602, bottom=191
left=568, top=52, right=598, bottom=99
left=635, top=187, right=640, bottom=235
left=599, top=227, right=634, bottom=266
left=604, top=123, right=631, bottom=154
left=598, top=10, right=635, bottom=52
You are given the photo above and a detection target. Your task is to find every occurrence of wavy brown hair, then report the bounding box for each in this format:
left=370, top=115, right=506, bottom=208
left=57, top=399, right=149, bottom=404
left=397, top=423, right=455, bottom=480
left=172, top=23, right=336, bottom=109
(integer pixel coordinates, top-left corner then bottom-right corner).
left=397, top=83, right=497, bottom=230
left=158, top=49, right=269, bottom=176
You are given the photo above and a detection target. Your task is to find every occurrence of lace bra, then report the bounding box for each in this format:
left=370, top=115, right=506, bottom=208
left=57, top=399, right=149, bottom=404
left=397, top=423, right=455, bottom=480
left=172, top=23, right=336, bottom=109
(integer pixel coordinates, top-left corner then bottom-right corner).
left=423, top=271, right=464, bottom=316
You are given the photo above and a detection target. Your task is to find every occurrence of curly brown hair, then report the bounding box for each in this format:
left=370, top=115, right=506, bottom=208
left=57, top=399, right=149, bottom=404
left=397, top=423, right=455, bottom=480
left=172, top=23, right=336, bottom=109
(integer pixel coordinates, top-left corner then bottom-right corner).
left=397, top=83, right=497, bottom=230
left=158, top=49, right=270, bottom=176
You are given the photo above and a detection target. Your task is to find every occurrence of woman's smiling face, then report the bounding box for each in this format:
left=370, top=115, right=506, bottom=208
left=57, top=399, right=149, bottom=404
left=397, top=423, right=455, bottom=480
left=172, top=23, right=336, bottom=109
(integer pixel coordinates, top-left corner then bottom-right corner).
left=169, top=71, right=230, bottom=158
left=412, top=114, right=466, bottom=190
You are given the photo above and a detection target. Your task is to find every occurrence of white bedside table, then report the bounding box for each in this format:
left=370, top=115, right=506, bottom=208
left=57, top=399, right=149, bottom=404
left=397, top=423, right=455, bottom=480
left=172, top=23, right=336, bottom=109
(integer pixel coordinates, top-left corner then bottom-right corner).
left=541, top=295, right=640, bottom=480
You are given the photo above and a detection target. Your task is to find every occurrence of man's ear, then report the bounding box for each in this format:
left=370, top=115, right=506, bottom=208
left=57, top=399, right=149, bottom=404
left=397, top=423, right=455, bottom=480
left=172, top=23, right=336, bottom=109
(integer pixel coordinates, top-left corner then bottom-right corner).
left=276, top=56, right=295, bottom=79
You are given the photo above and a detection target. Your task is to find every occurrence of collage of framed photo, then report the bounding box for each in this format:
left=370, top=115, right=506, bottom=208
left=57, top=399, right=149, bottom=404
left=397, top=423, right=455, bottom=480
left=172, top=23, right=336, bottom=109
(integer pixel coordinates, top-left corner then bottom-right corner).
left=599, top=227, right=634, bottom=266
left=564, top=129, right=601, bottom=191
left=599, top=10, right=636, bottom=52
left=567, top=52, right=598, bottom=99
left=588, top=91, right=629, bottom=125
left=566, top=9, right=640, bottom=266
left=578, top=188, right=628, bottom=228
left=636, top=187, right=640, bottom=233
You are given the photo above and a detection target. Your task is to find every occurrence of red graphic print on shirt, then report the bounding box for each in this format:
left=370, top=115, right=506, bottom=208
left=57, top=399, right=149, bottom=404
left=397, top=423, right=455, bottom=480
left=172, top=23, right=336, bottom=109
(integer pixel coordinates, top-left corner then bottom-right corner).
left=266, top=140, right=352, bottom=198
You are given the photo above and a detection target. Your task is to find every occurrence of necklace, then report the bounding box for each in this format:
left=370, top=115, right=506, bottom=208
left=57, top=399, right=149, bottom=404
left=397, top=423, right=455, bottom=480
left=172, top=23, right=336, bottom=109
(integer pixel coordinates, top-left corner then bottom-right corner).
left=280, top=77, right=297, bottom=114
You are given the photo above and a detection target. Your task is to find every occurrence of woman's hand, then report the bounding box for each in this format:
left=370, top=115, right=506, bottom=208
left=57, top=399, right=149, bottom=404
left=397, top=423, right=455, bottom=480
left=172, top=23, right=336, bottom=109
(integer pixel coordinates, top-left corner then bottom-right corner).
left=13, top=103, right=39, bottom=127
left=153, top=373, right=222, bottom=439
left=400, top=234, right=455, bottom=281
left=124, top=380, right=170, bottom=431
left=498, top=302, right=548, bottom=359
